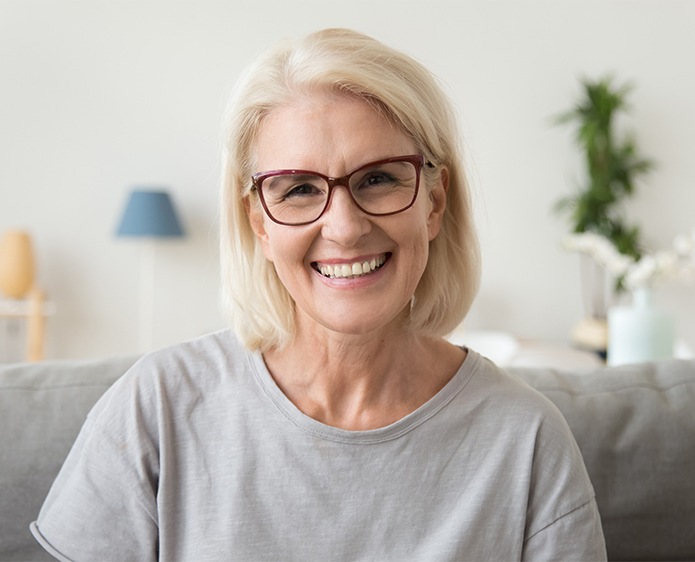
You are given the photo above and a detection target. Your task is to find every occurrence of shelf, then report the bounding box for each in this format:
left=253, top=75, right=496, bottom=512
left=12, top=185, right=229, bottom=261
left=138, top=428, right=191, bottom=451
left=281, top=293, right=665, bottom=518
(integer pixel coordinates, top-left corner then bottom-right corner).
left=0, top=299, right=55, bottom=317
left=0, top=290, right=53, bottom=362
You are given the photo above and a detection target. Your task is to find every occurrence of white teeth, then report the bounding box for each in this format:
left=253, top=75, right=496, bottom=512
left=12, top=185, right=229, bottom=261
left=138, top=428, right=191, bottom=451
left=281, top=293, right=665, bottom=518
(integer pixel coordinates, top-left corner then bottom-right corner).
left=317, top=255, right=386, bottom=279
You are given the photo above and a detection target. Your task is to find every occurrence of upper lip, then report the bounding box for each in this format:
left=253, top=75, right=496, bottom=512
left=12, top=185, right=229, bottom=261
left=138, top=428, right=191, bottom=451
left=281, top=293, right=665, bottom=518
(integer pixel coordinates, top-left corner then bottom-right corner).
left=311, top=252, right=388, bottom=267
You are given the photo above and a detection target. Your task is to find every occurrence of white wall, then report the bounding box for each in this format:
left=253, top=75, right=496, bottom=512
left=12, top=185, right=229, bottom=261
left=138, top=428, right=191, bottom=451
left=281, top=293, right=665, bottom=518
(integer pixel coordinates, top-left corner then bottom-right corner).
left=1, top=0, right=694, bottom=359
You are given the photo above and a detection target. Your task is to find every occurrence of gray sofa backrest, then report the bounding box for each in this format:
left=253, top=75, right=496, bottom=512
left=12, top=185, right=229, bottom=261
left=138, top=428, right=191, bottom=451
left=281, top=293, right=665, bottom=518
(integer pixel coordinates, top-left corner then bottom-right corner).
left=0, top=355, right=139, bottom=562
left=1, top=355, right=694, bottom=561
left=511, top=359, right=695, bottom=561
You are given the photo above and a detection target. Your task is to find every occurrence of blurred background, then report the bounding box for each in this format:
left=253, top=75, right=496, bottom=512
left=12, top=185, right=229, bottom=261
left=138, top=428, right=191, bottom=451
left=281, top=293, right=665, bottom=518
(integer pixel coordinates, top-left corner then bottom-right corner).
left=1, top=0, right=693, bottom=360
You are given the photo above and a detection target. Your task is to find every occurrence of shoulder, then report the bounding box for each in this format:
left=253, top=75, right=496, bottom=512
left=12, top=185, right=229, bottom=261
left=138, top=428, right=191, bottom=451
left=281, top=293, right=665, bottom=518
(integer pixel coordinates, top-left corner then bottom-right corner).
left=119, top=329, right=247, bottom=387
left=132, top=328, right=248, bottom=379
left=461, top=351, right=591, bottom=491
left=90, top=330, right=254, bottom=424
left=462, top=351, right=604, bottom=555
left=463, top=351, right=570, bottom=430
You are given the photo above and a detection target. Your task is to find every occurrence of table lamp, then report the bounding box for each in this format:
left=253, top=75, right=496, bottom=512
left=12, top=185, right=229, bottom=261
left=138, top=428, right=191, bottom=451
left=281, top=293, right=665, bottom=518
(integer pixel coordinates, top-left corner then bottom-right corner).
left=115, top=189, right=185, bottom=351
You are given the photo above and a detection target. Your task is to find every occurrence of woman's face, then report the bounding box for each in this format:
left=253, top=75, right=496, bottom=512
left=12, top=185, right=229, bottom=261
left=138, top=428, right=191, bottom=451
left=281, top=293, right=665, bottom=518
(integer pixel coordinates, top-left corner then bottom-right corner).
left=248, top=91, right=447, bottom=338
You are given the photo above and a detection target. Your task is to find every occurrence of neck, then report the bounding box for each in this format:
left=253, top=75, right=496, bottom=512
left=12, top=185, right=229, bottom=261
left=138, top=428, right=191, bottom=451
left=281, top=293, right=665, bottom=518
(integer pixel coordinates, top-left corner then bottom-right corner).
left=263, top=321, right=465, bottom=431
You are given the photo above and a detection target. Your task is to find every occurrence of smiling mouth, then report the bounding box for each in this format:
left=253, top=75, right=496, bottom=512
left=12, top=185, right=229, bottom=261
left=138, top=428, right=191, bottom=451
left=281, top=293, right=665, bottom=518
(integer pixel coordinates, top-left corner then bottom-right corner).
left=313, top=254, right=389, bottom=279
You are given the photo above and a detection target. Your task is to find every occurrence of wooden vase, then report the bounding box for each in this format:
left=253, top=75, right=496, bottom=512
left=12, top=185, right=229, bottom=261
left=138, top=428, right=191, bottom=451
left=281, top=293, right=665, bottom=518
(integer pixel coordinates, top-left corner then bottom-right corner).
left=0, top=230, right=36, bottom=299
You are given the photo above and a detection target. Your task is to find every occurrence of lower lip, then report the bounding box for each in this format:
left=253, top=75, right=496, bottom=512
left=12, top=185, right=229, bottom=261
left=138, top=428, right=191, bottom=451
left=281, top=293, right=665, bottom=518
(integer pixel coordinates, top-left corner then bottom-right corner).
left=313, top=257, right=390, bottom=288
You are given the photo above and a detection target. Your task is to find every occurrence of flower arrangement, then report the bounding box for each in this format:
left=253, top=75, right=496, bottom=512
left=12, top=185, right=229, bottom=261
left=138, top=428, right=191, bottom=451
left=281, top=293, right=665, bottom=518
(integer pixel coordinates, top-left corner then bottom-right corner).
left=565, top=230, right=695, bottom=291
left=555, top=76, right=692, bottom=357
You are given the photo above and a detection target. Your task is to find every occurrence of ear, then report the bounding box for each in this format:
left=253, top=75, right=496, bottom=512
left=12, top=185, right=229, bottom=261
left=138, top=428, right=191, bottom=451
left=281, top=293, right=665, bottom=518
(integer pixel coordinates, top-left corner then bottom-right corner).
left=427, top=167, right=448, bottom=241
left=245, top=197, right=275, bottom=262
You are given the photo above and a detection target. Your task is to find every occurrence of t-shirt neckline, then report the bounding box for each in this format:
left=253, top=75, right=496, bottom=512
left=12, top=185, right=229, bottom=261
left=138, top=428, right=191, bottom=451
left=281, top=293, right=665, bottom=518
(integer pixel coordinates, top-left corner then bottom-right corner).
left=248, top=347, right=480, bottom=444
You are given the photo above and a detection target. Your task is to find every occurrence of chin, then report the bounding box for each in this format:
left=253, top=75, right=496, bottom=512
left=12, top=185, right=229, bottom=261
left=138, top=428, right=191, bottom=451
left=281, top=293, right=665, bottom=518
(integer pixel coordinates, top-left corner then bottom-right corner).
left=310, top=306, right=410, bottom=337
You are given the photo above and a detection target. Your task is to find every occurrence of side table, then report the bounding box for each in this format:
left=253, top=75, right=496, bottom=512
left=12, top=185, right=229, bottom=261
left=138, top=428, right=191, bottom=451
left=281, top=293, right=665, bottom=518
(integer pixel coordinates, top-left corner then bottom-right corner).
left=447, top=329, right=604, bottom=369
left=0, top=289, right=55, bottom=362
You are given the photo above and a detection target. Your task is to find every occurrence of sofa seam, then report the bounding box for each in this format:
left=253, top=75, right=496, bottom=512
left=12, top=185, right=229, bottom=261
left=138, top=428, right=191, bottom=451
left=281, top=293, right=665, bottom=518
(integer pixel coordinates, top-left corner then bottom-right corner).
left=0, top=382, right=117, bottom=391
left=530, top=378, right=695, bottom=397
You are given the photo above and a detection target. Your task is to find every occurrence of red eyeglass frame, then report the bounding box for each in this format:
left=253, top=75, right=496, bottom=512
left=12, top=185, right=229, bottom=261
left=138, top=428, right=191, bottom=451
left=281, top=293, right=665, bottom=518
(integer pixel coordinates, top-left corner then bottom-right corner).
left=251, top=154, right=427, bottom=226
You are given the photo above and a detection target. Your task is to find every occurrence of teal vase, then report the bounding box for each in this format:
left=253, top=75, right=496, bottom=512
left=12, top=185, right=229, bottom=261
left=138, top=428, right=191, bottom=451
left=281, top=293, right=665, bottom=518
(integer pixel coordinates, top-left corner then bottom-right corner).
left=608, top=287, right=675, bottom=365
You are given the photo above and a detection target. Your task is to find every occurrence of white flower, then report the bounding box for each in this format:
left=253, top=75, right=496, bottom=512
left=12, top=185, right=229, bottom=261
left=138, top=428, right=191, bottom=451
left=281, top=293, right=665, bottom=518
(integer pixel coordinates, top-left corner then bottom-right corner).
left=564, top=229, right=695, bottom=290
left=674, top=234, right=693, bottom=256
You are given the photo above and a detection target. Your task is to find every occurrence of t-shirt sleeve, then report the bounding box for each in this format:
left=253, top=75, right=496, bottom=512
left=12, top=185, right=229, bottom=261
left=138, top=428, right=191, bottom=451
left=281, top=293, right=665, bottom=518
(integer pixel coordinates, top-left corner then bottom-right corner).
left=520, top=398, right=607, bottom=561
left=523, top=498, right=606, bottom=561
left=30, top=367, right=160, bottom=561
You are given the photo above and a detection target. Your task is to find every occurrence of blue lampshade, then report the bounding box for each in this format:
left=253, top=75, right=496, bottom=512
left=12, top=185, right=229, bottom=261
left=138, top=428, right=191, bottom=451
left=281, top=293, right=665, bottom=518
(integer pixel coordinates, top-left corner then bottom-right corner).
left=116, top=189, right=185, bottom=238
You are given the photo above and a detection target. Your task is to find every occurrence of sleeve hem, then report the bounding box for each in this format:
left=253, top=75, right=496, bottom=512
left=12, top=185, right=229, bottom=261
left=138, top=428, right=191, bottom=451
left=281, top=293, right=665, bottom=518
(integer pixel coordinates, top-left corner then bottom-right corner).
left=30, top=521, right=73, bottom=562
left=524, top=496, right=595, bottom=543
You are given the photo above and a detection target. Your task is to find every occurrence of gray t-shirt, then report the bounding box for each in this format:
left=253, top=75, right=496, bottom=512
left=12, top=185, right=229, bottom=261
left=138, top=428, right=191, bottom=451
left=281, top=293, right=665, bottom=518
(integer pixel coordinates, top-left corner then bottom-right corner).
left=31, top=330, right=606, bottom=561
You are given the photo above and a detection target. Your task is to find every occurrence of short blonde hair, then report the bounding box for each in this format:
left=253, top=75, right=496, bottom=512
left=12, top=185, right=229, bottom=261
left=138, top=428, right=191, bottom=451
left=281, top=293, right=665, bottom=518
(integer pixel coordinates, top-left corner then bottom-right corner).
left=220, top=28, right=480, bottom=351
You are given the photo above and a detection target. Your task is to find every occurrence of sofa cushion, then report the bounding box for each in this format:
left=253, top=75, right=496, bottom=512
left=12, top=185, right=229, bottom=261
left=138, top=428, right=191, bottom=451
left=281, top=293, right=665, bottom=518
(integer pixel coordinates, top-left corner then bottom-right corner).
left=0, top=355, right=138, bottom=562
left=512, top=359, right=695, bottom=561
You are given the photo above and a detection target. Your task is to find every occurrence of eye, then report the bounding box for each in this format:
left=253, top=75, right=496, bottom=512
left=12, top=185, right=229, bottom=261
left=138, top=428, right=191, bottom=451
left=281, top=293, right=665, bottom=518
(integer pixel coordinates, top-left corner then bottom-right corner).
left=357, top=171, right=397, bottom=190
left=263, top=174, right=326, bottom=203
left=284, top=183, right=322, bottom=199
left=367, top=173, right=395, bottom=185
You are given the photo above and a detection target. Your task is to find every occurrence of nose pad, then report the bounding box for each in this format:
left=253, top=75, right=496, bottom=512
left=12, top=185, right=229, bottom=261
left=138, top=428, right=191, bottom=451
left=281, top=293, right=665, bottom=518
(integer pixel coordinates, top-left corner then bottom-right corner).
left=320, top=185, right=371, bottom=244
left=324, top=183, right=358, bottom=214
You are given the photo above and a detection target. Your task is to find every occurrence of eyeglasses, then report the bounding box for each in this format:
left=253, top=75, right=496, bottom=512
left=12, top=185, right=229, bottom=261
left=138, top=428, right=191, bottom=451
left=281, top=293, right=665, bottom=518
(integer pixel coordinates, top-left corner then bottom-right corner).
left=251, top=155, right=426, bottom=226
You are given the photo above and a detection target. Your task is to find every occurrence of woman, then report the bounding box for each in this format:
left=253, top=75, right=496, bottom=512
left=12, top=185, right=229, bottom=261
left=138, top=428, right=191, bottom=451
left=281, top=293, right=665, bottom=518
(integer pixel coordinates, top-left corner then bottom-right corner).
left=32, top=29, right=606, bottom=561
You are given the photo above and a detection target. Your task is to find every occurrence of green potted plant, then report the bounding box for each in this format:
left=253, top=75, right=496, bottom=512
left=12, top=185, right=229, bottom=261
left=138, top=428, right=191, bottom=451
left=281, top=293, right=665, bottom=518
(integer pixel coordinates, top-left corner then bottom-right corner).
left=554, top=76, right=654, bottom=353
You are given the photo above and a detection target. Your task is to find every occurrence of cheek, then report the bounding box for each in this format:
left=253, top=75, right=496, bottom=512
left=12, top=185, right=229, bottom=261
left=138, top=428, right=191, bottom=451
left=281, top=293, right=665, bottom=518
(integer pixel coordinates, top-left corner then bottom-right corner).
left=412, top=210, right=438, bottom=274
left=416, top=231, right=433, bottom=271
left=399, top=219, right=432, bottom=271
left=249, top=208, right=310, bottom=269
left=413, top=194, right=440, bottom=245
left=263, top=226, right=315, bottom=277
left=247, top=204, right=275, bottom=263
left=427, top=214, right=443, bottom=242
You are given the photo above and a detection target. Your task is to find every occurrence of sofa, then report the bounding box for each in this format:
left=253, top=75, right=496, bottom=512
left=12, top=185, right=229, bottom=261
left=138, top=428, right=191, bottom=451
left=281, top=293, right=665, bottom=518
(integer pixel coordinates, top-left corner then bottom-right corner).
left=1, top=354, right=694, bottom=561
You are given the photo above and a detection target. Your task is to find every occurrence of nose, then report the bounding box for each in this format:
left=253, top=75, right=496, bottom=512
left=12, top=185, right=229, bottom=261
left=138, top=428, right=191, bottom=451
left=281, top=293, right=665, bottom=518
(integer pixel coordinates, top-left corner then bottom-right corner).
left=319, top=184, right=372, bottom=246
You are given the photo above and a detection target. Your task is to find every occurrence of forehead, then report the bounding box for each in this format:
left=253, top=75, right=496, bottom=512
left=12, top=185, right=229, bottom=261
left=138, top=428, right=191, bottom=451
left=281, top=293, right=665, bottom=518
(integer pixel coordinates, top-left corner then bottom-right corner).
left=253, top=91, right=416, bottom=174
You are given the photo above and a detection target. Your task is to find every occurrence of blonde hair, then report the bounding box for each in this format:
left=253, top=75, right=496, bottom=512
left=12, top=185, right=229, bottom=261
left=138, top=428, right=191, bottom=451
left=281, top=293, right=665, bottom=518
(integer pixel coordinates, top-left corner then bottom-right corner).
left=220, top=28, right=480, bottom=351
